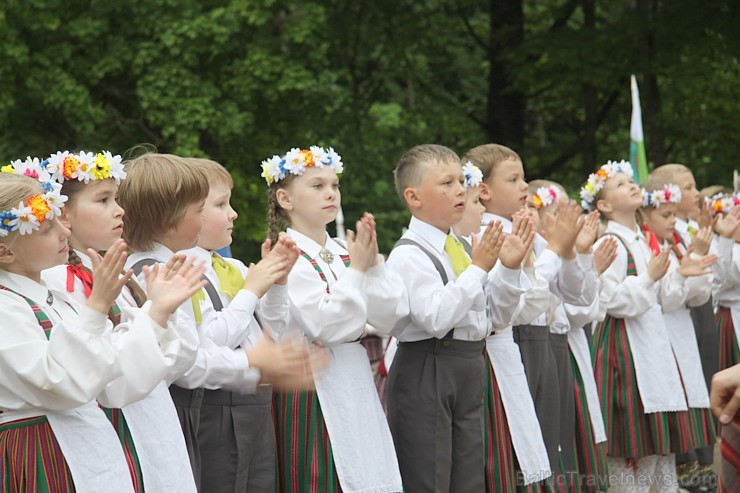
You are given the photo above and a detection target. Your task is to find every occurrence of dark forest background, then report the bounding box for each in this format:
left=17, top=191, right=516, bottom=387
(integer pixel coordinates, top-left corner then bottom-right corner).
left=1, top=0, right=736, bottom=258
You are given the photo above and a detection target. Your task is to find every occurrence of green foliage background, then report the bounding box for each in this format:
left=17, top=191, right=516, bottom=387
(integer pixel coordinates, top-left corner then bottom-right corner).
left=0, top=0, right=736, bottom=259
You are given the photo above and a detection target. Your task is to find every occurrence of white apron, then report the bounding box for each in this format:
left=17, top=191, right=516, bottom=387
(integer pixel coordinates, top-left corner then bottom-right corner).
left=567, top=328, right=607, bottom=442
left=624, top=305, right=688, bottom=413
left=44, top=401, right=135, bottom=493
left=313, top=342, right=404, bottom=493
left=485, top=330, right=551, bottom=485
left=123, top=381, right=197, bottom=492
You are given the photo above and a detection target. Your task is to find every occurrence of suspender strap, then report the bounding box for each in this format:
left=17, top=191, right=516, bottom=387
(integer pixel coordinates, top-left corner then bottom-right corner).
left=603, top=233, right=637, bottom=277
left=460, top=237, right=473, bottom=258
left=0, top=286, right=53, bottom=339
left=130, top=257, right=224, bottom=312
left=393, top=237, right=455, bottom=340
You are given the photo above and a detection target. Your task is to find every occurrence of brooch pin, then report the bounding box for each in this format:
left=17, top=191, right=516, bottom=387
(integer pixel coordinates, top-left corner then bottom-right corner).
left=319, top=247, right=334, bottom=264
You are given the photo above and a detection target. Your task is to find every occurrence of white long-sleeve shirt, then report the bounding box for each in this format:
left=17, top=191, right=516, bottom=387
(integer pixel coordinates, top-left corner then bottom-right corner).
left=42, top=250, right=199, bottom=407
left=0, top=270, right=121, bottom=418
left=126, top=243, right=260, bottom=392
left=285, top=228, right=409, bottom=345
left=388, top=216, right=527, bottom=341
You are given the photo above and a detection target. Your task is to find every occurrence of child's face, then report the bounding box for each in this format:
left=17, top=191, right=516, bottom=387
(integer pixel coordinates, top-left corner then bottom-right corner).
left=674, top=171, right=700, bottom=220
left=283, top=166, right=341, bottom=230
left=642, top=203, right=678, bottom=241
left=481, top=158, right=528, bottom=219
left=64, top=179, right=124, bottom=252
left=598, top=173, right=642, bottom=216
left=199, top=181, right=237, bottom=251
left=3, top=218, right=71, bottom=279
left=166, top=200, right=205, bottom=252
left=412, top=159, right=466, bottom=231
left=455, top=186, right=485, bottom=237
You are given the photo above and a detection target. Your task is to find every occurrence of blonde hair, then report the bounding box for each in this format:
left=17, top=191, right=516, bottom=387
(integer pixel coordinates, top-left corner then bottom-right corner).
left=527, top=179, right=566, bottom=196
left=117, top=153, right=208, bottom=251
left=266, top=175, right=297, bottom=245
left=649, top=164, right=692, bottom=188
left=187, top=158, right=233, bottom=188
left=0, top=174, right=44, bottom=244
left=700, top=185, right=732, bottom=201
left=394, top=144, right=459, bottom=202
left=461, top=144, right=521, bottom=182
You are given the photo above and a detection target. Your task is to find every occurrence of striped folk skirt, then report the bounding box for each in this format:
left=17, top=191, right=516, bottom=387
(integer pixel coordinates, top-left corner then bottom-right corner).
left=483, top=351, right=516, bottom=492
left=592, top=315, right=694, bottom=458
left=570, top=352, right=609, bottom=492
left=718, top=306, right=739, bottom=372
left=273, top=388, right=342, bottom=493
left=686, top=407, right=716, bottom=450
left=101, top=407, right=144, bottom=493
left=0, top=416, right=75, bottom=493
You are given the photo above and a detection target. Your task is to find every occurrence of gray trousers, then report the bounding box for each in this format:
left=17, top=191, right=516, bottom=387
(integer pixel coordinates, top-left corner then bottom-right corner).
left=550, top=333, right=576, bottom=474
left=677, top=299, right=718, bottom=466
left=387, top=338, right=486, bottom=492
left=198, top=386, right=275, bottom=493
left=169, top=384, right=205, bottom=490
left=513, top=324, right=561, bottom=469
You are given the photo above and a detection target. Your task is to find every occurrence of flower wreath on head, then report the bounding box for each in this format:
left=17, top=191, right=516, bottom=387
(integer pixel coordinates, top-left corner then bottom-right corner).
left=462, top=161, right=483, bottom=189
left=579, top=160, right=634, bottom=210
left=261, top=146, right=343, bottom=185
left=641, top=184, right=682, bottom=208
left=533, top=185, right=563, bottom=209
left=0, top=157, right=67, bottom=237
left=45, top=150, right=126, bottom=184
left=706, top=192, right=740, bottom=214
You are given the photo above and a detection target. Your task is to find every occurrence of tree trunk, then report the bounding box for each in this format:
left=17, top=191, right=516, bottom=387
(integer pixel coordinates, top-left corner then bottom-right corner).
left=581, top=0, right=598, bottom=174
left=486, top=0, right=525, bottom=150
left=636, top=0, right=666, bottom=165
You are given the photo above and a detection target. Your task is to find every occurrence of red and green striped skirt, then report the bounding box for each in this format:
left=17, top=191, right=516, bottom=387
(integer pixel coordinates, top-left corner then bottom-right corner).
left=720, top=418, right=740, bottom=493
left=718, top=306, right=739, bottom=372
left=483, top=352, right=516, bottom=492
left=686, top=407, right=716, bottom=450
left=101, top=407, right=144, bottom=493
left=517, top=469, right=568, bottom=493
left=1, top=416, right=75, bottom=493
left=273, top=388, right=342, bottom=493
left=592, top=315, right=693, bottom=458
left=570, top=352, right=609, bottom=492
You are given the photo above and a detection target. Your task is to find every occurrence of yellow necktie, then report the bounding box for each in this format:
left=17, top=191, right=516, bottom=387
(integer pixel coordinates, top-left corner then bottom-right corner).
left=444, top=235, right=472, bottom=276
left=687, top=225, right=697, bottom=238
left=191, top=291, right=204, bottom=325
left=211, top=254, right=244, bottom=297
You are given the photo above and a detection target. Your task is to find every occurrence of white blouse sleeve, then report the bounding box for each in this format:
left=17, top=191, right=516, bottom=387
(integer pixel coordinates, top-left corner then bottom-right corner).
left=362, top=256, right=410, bottom=335
left=597, top=240, right=659, bottom=318
left=257, top=283, right=291, bottom=337
left=0, top=292, right=122, bottom=411
left=511, top=267, right=550, bottom=325
left=387, top=245, right=488, bottom=340
left=285, top=258, right=368, bottom=346
left=486, top=263, right=530, bottom=329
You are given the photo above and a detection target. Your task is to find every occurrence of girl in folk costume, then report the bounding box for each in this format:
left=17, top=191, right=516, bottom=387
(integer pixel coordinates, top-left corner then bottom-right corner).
left=530, top=181, right=616, bottom=492
left=0, top=170, right=134, bottom=492
left=639, top=183, right=719, bottom=470
left=262, top=146, right=409, bottom=493
left=38, top=151, right=205, bottom=492
left=582, top=160, right=699, bottom=492
left=707, top=195, right=740, bottom=371
left=455, top=162, right=551, bottom=492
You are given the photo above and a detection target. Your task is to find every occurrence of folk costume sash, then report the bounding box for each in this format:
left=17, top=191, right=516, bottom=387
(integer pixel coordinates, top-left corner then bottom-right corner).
left=605, top=233, right=688, bottom=413
left=485, top=330, right=552, bottom=484
left=299, top=245, right=404, bottom=493
left=567, top=327, right=607, bottom=443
